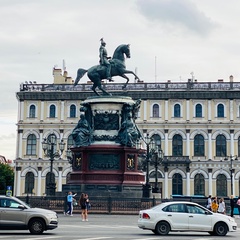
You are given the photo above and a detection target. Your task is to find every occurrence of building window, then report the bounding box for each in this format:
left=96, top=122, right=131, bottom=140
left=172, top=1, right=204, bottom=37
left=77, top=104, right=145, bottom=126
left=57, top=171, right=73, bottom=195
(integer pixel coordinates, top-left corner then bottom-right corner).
left=216, top=135, right=226, bottom=157
left=194, top=134, right=204, bottom=156
left=195, top=104, right=202, bottom=117
left=49, top=104, right=56, bottom=118
left=152, top=104, right=159, bottom=118
left=67, top=134, right=74, bottom=149
left=172, top=173, right=182, bottom=195
left=217, top=104, right=224, bottom=117
left=172, top=134, right=182, bottom=156
left=29, top=105, right=36, bottom=118
left=25, top=172, right=34, bottom=194
left=194, top=173, right=205, bottom=195
left=70, top=104, right=76, bottom=118
left=26, top=134, right=36, bottom=155
left=174, top=104, right=181, bottom=117
left=216, top=174, right=227, bottom=197
left=151, top=134, right=161, bottom=147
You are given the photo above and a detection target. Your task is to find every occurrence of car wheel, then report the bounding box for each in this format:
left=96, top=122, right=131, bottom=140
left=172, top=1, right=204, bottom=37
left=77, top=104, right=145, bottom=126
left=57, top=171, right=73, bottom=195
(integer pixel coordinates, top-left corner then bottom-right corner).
left=29, top=218, right=45, bottom=234
left=214, top=222, right=228, bottom=236
left=155, top=221, right=170, bottom=235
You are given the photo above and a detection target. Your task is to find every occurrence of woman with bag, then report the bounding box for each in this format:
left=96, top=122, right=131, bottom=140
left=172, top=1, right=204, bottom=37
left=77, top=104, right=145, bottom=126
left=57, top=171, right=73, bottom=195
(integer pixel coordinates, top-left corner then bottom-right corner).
left=79, top=193, right=88, bottom=221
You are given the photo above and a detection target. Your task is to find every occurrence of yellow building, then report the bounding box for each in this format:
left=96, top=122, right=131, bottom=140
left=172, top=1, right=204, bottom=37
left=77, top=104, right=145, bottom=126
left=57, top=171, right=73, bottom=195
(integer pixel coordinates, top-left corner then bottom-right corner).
left=14, top=69, right=240, bottom=198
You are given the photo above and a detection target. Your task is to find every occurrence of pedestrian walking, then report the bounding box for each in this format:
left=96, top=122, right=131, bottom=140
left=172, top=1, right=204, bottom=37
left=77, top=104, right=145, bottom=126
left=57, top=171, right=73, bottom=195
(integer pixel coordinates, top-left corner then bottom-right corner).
left=211, top=197, right=218, bottom=213
left=230, top=195, right=235, bottom=217
left=218, top=198, right=226, bottom=214
left=206, top=195, right=212, bottom=210
left=79, top=193, right=89, bottom=221
left=65, top=191, right=77, bottom=216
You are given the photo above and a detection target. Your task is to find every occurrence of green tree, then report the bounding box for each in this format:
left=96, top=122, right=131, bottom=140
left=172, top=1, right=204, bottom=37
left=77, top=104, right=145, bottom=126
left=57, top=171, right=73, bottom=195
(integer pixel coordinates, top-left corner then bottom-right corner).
left=0, top=163, right=14, bottom=194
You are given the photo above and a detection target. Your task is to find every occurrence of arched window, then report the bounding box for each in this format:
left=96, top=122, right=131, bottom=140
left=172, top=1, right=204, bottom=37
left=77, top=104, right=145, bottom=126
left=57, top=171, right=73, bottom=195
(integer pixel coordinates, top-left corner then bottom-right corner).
left=67, top=134, right=74, bottom=148
left=194, top=173, right=205, bottom=195
left=45, top=172, right=55, bottom=196
left=25, top=172, right=34, bottom=194
left=70, top=104, right=76, bottom=118
left=152, top=104, right=159, bottom=118
left=216, top=135, right=226, bottom=157
left=195, top=104, right=202, bottom=117
left=216, top=174, right=227, bottom=196
left=194, top=134, right=204, bottom=156
left=49, top=104, right=56, bottom=118
left=29, top=105, right=36, bottom=118
left=172, top=134, right=182, bottom=156
left=151, top=134, right=161, bottom=147
left=174, top=104, right=181, bottom=117
left=26, top=134, right=36, bottom=155
left=217, top=104, right=224, bottom=117
left=172, top=173, right=182, bottom=195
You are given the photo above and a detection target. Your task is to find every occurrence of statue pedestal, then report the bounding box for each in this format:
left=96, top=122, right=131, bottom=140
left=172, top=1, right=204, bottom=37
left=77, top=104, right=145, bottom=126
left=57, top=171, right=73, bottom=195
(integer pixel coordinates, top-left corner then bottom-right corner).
left=63, top=96, right=145, bottom=198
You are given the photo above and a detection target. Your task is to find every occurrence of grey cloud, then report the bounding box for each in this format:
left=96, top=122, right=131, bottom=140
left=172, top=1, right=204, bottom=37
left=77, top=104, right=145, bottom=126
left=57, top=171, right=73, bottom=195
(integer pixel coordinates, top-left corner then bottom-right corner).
left=136, top=0, right=217, bottom=36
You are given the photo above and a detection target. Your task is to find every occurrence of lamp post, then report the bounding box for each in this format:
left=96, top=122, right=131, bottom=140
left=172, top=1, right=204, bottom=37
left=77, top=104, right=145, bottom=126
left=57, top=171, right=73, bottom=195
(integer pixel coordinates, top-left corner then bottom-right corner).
left=137, top=134, right=160, bottom=198
left=152, top=147, right=163, bottom=193
left=224, top=155, right=238, bottom=196
left=42, top=135, right=65, bottom=196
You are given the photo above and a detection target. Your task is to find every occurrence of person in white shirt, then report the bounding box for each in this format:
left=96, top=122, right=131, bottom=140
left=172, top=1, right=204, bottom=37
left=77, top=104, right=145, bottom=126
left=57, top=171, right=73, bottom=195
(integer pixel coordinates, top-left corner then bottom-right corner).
left=218, top=198, right=226, bottom=214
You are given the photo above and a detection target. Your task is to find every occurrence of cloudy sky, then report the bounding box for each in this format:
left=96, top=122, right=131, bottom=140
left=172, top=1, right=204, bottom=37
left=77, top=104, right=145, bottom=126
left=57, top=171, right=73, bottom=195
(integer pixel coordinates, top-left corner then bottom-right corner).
left=1, top=0, right=240, bottom=160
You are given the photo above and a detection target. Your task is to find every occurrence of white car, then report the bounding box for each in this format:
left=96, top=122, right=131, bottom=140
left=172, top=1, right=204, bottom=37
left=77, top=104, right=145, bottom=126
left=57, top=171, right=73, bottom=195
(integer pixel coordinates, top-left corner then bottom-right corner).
left=0, top=195, right=58, bottom=234
left=138, top=201, right=237, bottom=236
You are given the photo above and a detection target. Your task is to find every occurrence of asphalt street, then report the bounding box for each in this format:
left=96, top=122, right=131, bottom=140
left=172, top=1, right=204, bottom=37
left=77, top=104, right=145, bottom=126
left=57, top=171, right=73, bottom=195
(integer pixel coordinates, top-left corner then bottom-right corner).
left=0, top=214, right=240, bottom=240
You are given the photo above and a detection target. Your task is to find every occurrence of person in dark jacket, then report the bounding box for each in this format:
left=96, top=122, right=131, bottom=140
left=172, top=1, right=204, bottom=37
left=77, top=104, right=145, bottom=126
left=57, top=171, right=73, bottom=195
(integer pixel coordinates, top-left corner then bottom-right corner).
left=230, top=195, right=235, bottom=217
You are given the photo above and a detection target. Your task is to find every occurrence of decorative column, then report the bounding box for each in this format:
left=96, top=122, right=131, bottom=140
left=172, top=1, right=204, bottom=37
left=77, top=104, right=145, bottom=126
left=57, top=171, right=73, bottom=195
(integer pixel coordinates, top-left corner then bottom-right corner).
left=17, top=130, right=23, bottom=159
left=61, top=101, right=64, bottom=121
left=39, top=130, right=43, bottom=159
left=164, top=100, right=168, bottom=121
left=208, top=168, right=213, bottom=195
left=164, top=129, right=168, bottom=156
left=186, top=167, right=190, bottom=196
left=208, top=100, right=211, bottom=121
left=164, top=166, right=168, bottom=199
left=58, top=167, right=63, bottom=192
left=186, top=100, right=190, bottom=121
left=186, top=129, right=190, bottom=156
left=143, top=100, right=147, bottom=121
left=40, top=100, right=44, bottom=121
left=230, top=130, right=234, bottom=155
left=230, top=99, right=233, bottom=121
left=37, top=167, right=42, bottom=196
left=208, top=130, right=212, bottom=160
left=16, top=166, right=22, bottom=196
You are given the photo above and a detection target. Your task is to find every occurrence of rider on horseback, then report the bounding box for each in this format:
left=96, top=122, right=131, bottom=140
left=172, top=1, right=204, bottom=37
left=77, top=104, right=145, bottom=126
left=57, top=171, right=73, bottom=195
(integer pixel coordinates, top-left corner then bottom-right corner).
left=99, top=38, right=113, bottom=82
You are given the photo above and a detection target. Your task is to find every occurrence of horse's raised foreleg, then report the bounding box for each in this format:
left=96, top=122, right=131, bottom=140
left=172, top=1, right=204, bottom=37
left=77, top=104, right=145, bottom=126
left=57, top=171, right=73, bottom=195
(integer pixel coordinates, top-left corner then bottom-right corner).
left=119, top=74, right=129, bottom=89
left=123, top=69, right=141, bottom=82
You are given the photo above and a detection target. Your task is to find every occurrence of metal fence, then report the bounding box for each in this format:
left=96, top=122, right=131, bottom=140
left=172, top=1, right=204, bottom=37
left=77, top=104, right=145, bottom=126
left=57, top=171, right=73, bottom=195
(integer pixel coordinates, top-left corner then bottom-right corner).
left=17, top=195, right=232, bottom=214
left=18, top=196, right=162, bottom=214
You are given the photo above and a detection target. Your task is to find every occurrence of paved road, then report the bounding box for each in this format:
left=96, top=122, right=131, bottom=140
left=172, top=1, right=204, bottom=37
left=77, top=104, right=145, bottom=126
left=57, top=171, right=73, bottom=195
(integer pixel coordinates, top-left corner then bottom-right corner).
left=0, top=214, right=240, bottom=239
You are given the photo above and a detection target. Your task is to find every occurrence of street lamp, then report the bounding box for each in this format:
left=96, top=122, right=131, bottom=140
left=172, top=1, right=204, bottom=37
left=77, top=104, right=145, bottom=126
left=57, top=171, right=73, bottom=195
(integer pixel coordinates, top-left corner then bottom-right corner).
left=42, top=135, right=65, bottom=196
left=152, top=146, right=163, bottom=193
left=136, top=134, right=160, bottom=198
left=224, top=155, right=238, bottom=196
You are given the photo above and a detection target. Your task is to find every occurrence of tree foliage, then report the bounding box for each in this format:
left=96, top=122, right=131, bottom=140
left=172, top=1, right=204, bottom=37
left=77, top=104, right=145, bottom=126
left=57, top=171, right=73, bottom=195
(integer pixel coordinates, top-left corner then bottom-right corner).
left=0, top=163, right=14, bottom=194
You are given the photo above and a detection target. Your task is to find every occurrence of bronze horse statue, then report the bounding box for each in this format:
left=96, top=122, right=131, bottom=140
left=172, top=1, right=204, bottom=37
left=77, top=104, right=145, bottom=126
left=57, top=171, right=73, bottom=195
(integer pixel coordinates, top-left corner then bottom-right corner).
left=74, top=44, right=140, bottom=95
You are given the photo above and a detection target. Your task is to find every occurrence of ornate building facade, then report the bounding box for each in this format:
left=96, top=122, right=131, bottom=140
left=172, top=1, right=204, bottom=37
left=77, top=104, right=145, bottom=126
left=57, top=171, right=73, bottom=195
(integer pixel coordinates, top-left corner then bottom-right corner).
left=14, top=69, right=240, bottom=198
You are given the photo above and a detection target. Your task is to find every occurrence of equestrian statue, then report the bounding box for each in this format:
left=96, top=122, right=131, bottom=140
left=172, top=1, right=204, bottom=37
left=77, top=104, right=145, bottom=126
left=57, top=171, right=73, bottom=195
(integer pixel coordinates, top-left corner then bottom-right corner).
left=74, top=38, right=141, bottom=96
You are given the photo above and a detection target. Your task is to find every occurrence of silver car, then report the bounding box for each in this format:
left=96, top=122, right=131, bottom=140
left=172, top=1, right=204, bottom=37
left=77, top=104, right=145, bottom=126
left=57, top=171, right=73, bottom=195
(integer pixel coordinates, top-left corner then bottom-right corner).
left=0, top=195, right=58, bottom=234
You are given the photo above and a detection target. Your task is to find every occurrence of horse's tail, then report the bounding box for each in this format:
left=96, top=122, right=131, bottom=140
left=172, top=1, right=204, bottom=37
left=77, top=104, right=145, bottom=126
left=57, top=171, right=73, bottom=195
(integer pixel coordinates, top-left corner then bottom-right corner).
left=74, top=68, right=88, bottom=86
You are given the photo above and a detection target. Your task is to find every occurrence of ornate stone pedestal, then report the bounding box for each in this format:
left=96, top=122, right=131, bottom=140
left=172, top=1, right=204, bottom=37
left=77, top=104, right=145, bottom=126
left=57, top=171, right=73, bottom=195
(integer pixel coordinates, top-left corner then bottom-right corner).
left=63, top=96, right=145, bottom=197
